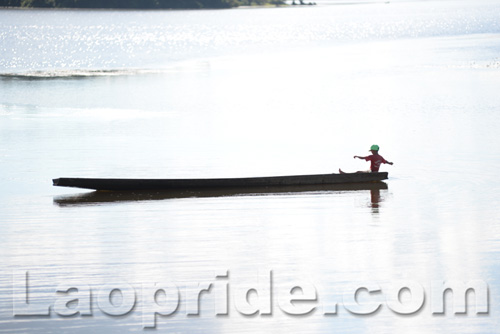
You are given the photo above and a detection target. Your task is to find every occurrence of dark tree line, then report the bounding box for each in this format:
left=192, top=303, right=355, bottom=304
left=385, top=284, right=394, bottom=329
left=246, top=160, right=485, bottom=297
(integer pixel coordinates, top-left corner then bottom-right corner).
left=0, top=0, right=285, bottom=8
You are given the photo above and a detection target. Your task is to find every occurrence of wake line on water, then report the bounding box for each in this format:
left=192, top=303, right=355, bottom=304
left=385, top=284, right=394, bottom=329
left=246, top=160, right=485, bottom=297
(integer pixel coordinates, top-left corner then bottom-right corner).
left=0, top=68, right=167, bottom=80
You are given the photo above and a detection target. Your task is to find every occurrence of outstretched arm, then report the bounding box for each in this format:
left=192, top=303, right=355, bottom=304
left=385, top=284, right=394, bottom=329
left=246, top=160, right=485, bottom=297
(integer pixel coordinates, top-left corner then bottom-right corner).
left=354, top=155, right=367, bottom=160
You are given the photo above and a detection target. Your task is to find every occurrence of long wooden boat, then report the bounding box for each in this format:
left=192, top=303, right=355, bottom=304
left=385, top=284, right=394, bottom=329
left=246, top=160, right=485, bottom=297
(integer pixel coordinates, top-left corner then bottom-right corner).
left=52, top=172, right=388, bottom=191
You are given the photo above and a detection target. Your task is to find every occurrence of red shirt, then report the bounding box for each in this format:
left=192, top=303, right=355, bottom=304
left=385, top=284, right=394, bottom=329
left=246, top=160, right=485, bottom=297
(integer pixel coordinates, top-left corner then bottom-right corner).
left=363, top=154, right=388, bottom=172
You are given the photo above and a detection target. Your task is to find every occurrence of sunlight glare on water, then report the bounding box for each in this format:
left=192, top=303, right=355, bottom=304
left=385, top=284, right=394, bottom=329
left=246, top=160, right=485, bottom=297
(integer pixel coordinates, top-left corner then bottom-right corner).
left=1, top=1, right=500, bottom=333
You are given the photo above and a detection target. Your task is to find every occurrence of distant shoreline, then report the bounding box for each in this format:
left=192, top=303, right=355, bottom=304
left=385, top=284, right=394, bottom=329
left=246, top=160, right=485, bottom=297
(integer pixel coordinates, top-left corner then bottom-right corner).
left=0, top=0, right=289, bottom=10
left=0, top=6, right=288, bottom=11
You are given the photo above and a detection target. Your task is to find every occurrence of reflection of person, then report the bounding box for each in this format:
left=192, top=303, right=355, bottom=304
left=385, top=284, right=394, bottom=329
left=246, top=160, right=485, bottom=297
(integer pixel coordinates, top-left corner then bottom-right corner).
left=371, top=188, right=381, bottom=208
left=340, top=145, right=393, bottom=173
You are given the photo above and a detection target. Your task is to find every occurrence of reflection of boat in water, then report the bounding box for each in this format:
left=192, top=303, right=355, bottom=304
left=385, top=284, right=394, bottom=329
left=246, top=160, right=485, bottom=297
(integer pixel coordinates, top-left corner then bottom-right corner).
left=53, top=182, right=388, bottom=207
left=52, top=172, right=388, bottom=191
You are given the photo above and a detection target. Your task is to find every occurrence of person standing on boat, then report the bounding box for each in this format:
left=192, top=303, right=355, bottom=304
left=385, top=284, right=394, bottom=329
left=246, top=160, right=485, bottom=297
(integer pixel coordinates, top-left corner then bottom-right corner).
left=340, top=145, right=393, bottom=173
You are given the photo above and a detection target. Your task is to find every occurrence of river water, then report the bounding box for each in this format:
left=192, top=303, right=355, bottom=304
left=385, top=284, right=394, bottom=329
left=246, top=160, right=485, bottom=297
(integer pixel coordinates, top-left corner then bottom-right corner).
left=1, top=1, right=500, bottom=333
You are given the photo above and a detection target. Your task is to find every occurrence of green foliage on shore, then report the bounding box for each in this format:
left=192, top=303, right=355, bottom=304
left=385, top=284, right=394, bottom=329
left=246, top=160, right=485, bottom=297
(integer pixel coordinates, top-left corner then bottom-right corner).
left=0, top=0, right=285, bottom=8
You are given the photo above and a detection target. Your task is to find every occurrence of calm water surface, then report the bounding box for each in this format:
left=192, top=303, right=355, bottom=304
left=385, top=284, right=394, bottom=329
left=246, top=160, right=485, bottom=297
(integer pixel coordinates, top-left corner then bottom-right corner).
left=1, top=1, right=500, bottom=333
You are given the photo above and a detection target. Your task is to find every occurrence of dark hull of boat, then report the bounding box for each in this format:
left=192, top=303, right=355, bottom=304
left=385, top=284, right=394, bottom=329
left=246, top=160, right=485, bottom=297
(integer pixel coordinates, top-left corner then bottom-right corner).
left=52, top=172, right=388, bottom=191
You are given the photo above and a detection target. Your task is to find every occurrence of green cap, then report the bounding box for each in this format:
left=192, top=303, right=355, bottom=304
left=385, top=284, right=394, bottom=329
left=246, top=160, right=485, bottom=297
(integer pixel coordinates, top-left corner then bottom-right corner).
left=370, top=144, right=379, bottom=151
